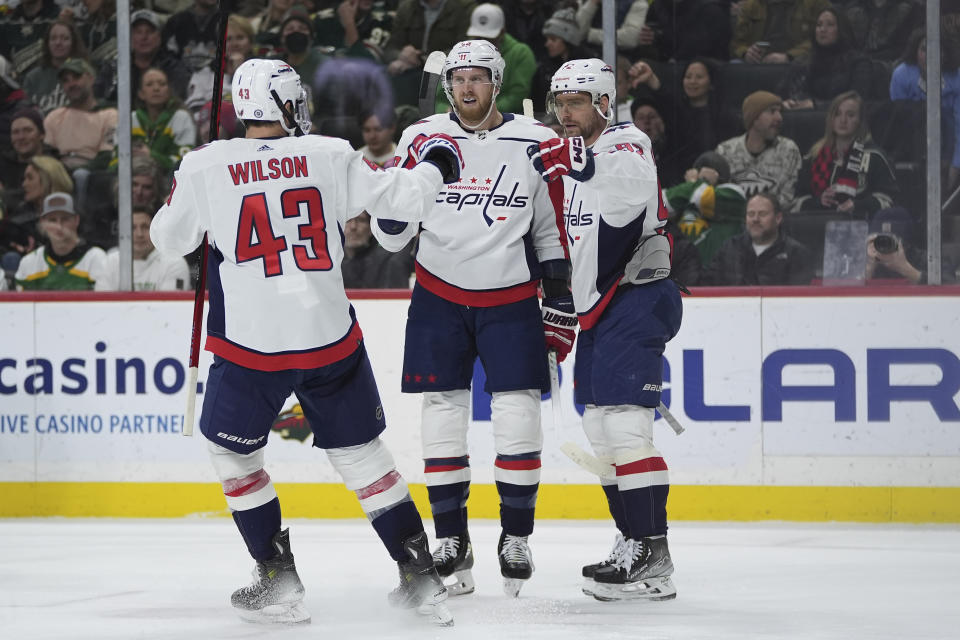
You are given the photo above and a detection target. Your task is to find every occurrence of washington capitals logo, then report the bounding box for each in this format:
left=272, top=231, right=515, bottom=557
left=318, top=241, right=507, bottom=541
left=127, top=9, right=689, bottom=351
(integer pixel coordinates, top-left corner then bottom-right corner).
left=563, top=184, right=593, bottom=245
left=436, top=165, right=529, bottom=226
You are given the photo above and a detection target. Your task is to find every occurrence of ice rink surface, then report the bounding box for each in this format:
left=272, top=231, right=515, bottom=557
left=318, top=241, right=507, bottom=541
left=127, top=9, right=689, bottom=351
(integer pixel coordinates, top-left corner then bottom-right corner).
left=1, top=518, right=958, bottom=640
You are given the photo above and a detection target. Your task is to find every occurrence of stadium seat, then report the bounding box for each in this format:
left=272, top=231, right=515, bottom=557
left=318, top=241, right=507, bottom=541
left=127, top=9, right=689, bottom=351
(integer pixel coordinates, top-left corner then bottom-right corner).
left=781, top=109, right=827, bottom=156
left=718, top=63, right=792, bottom=113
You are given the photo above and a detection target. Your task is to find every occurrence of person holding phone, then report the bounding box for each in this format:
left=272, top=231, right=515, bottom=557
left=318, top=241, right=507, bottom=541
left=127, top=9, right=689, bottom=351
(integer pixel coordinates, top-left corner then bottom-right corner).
left=731, top=0, right=831, bottom=64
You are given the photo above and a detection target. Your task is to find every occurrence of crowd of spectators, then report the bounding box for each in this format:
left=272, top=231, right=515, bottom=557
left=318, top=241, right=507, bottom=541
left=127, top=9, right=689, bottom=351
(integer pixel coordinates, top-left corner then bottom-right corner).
left=0, top=0, right=957, bottom=292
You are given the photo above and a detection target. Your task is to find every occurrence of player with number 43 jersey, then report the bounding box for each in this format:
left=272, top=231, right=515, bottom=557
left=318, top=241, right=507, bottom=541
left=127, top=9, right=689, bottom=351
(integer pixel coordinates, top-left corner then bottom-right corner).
left=528, top=59, right=684, bottom=604
left=151, top=59, right=463, bottom=627
left=372, top=40, right=570, bottom=600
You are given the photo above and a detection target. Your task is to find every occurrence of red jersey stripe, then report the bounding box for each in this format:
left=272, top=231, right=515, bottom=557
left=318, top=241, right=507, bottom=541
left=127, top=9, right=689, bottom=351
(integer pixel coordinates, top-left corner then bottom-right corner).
left=578, top=281, right=620, bottom=330
left=616, top=457, right=669, bottom=477
left=415, top=263, right=538, bottom=307
left=205, top=322, right=363, bottom=371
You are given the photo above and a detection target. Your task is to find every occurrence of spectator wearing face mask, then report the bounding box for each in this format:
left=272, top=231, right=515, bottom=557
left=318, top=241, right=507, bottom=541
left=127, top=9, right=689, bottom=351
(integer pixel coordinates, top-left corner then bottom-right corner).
left=270, top=5, right=329, bottom=108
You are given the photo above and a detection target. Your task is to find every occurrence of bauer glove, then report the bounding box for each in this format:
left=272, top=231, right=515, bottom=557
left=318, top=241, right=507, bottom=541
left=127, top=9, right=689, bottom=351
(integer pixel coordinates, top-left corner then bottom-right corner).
left=410, top=133, right=464, bottom=184
left=527, top=136, right=595, bottom=183
left=542, top=295, right=577, bottom=362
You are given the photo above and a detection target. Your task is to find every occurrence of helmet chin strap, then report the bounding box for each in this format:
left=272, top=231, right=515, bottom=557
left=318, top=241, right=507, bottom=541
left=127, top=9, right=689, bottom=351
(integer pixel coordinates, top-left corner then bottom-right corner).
left=594, top=94, right=614, bottom=125
left=270, top=89, right=304, bottom=136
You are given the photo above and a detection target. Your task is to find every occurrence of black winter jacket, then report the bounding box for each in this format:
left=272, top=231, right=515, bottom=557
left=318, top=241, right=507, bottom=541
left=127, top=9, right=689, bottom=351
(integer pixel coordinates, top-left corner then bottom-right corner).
left=702, top=231, right=814, bottom=286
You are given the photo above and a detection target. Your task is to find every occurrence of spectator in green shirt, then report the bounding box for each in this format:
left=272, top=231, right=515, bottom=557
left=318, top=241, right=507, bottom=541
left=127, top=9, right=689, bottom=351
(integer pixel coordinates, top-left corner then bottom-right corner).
left=14, top=191, right=106, bottom=290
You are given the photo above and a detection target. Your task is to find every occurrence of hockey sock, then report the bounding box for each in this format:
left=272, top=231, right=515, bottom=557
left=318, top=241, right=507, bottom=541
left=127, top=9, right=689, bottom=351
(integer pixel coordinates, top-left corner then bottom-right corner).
left=370, top=501, right=425, bottom=562
left=601, top=483, right=630, bottom=537
left=426, top=480, right=470, bottom=538
left=496, top=480, right=538, bottom=536
left=232, top=496, right=282, bottom=561
left=619, top=484, right=670, bottom=539
left=494, top=451, right=541, bottom=536
left=352, top=469, right=425, bottom=562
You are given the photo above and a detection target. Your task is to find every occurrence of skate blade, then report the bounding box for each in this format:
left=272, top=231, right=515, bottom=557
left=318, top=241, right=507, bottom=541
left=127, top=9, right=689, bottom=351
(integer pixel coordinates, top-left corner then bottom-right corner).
left=592, top=576, right=676, bottom=602
left=235, top=601, right=311, bottom=624
left=502, top=577, right=528, bottom=598
left=581, top=578, right=597, bottom=597
left=442, top=569, right=475, bottom=596
left=417, top=601, right=455, bottom=626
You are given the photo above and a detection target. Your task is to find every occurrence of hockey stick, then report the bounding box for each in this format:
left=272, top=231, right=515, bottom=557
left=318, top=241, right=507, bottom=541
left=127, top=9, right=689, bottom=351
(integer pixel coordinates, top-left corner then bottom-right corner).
left=562, top=402, right=686, bottom=479
left=184, top=0, right=232, bottom=437
left=658, top=401, right=685, bottom=435
left=547, top=350, right=562, bottom=442
left=548, top=351, right=615, bottom=479
left=418, top=51, right=446, bottom=118
left=534, top=86, right=608, bottom=476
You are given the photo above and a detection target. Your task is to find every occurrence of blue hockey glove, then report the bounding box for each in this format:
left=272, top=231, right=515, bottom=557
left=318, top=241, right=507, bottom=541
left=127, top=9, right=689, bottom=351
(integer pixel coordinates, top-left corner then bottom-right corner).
left=410, top=133, right=464, bottom=184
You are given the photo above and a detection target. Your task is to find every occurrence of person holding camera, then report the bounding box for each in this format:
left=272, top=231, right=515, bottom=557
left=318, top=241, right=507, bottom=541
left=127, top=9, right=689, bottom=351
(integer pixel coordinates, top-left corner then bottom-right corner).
left=865, top=207, right=956, bottom=284
left=795, top=91, right=897, bottom=215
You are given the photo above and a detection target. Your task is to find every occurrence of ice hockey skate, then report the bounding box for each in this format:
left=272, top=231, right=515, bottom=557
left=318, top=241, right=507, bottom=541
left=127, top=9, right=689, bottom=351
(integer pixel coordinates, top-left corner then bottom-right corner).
left=389, top=531, right=454, bottom=626
left=431, top=532, right=475, bottom=596
left=230, top=528, right=310, bottom=624
left=581, top=532, right=627, bottom=597
left=498, top=532, right=533, bottom=598
left=591, top=535, right=677, bottom=602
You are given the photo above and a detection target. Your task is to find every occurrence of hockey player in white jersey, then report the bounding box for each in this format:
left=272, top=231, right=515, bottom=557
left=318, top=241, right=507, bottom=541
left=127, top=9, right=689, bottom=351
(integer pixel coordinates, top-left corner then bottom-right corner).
left=150, top=59, right=465, bottom=626
left=371, top=40, right=572, bottom=599
left=528, top=59, right=684, bottom=602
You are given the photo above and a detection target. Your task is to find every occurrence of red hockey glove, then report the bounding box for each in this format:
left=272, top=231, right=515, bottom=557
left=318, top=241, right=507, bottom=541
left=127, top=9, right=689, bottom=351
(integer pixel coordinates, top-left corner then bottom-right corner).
left=542, top=295, right=578, bottom=362
left=527, top=136, right=595, bottom=183
left=410, top=133, right=465, bottom=184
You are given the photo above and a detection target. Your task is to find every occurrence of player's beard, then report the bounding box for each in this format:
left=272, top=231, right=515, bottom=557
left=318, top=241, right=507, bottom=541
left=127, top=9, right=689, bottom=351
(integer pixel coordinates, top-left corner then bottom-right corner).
left=455, top=91, right=495, bottom=129
left=564, top=117, right=598, bottom=142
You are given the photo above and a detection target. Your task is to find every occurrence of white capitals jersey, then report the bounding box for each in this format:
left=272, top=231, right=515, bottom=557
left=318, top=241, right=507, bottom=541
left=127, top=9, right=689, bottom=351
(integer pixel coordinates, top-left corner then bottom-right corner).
left=373, top=113, right=566, bottom=306
left=151, top=134, right=444, bottom=371
left=562, top=123, right=671, bottom=330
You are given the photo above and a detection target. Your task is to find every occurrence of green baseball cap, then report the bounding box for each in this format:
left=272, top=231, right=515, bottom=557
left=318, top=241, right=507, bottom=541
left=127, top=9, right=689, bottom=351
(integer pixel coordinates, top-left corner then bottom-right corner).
left=58, top=58, right=95, bottom=78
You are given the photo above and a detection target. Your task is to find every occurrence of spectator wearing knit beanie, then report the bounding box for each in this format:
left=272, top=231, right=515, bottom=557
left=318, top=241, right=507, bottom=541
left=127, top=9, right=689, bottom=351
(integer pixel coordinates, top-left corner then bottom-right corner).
left=531, top=8, right=589, bottom=112
left=741, top=90, right=782, bottom=131
left=715, top=90, right=802, bottom=208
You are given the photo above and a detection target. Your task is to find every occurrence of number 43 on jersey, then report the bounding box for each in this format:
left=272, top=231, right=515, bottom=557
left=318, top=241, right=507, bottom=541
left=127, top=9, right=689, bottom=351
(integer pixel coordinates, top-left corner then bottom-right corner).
left=235, top=187, right=333, bottom=276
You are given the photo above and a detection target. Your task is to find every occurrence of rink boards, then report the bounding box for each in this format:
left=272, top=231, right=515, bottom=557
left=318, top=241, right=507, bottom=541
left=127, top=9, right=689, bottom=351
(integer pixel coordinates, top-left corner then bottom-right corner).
left=1, top=287, right=959, bottom=522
